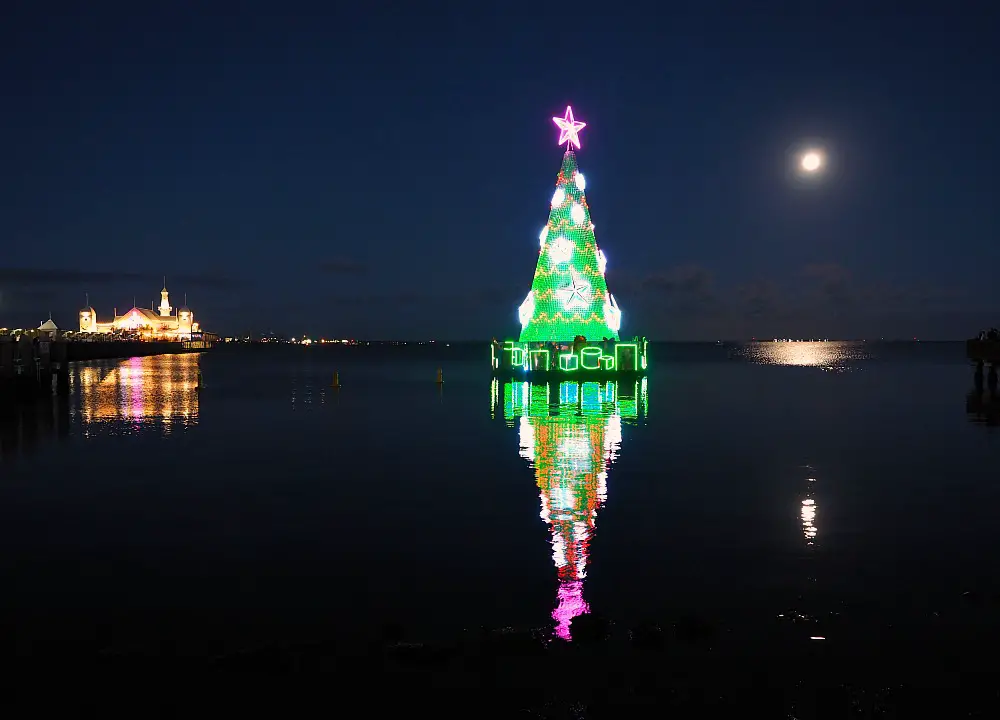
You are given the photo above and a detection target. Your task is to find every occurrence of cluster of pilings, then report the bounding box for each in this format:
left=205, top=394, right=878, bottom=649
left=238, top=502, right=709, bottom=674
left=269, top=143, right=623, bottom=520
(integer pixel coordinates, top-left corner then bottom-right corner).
left=967, top=338, right=1000, bottom=425
left=0, top=393, right=71, bottom=464
left=973, top=360, right=998, bottom=396
left=0, top=336, right=71, bottom=404
left=967, top=338, right=999, bottom=365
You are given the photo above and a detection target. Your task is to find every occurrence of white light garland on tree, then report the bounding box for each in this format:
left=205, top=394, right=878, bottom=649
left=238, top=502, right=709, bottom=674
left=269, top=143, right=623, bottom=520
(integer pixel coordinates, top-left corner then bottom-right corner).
left=549, top=235, right=573, bottom=265
left=519, top=291, right=536, bottom=328
left=604, top=293, right=621, bottom=333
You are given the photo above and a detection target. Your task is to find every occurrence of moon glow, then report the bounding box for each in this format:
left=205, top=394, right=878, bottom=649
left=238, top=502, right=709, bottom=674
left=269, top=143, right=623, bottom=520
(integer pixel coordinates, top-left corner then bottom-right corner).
left=800, top=151, right=823, bottom=173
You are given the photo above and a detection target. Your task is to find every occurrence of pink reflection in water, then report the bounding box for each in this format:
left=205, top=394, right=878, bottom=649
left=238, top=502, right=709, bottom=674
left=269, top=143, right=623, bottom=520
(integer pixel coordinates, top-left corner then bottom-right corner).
left=128, top=356, right=144, bottom=420
left=553, top=580, right=589, bottom=640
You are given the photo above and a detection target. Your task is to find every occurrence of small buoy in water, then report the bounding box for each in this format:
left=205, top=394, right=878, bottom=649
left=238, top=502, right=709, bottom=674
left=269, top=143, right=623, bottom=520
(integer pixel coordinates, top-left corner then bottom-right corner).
left=332, top=371, right=341, bottom=389
left=435, top=367, right=444, bottom=384
left=196, top=368, right=204, bottom=391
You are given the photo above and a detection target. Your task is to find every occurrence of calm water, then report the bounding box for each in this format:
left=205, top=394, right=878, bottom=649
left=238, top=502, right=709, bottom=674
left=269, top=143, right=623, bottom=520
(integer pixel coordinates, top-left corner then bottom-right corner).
left=1, top=341, right=998, bottom=652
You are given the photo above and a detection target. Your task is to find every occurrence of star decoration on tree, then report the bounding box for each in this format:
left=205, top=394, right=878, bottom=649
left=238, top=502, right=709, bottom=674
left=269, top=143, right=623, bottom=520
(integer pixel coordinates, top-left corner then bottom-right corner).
left=553, top=106, right=587, bottom=150
left=558, top=271, right=593, bottom=310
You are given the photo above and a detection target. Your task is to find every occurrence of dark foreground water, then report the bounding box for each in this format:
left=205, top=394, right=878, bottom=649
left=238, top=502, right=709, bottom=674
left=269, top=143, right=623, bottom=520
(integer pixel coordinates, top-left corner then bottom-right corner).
left=1, top=342, right=998, bottom=685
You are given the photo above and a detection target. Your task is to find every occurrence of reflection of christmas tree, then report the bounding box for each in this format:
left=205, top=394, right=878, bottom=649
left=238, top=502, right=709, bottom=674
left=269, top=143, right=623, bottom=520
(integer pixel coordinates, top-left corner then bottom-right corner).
left=501, top=380, right=637, bottom=640
left=517, top=107, right=622, bottom=343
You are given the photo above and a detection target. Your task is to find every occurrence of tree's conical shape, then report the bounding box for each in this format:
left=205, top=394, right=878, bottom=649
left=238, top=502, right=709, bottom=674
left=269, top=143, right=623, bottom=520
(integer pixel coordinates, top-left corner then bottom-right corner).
left=518, top=151, right=621, bottom=343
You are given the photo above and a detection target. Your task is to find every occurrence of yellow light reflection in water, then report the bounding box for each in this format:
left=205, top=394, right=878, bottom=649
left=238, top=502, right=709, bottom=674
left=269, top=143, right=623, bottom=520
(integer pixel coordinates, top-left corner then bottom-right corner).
left=801, top=498, right=817, bottom=545
left=494, top=379, right=647, bottom=641
left=74, top=353, right=201, bottom=434
left=801, top=476, right=818, bottom=545
left=742, top=341, right=869, bottom=369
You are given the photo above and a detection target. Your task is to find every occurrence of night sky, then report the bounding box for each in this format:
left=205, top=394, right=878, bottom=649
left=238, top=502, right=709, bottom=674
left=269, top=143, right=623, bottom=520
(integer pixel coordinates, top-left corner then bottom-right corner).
left=2, top=1, right=997, bottom=340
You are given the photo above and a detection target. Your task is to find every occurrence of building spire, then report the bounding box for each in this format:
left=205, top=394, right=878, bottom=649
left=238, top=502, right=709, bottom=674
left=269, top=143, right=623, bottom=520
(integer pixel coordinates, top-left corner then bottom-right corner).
left=158, top=279, right=172, bottom=316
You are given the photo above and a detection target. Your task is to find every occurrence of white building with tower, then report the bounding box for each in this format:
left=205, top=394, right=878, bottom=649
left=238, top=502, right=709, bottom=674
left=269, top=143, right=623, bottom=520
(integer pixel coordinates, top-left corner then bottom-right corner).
left=79, top=280, right=200, bottom=339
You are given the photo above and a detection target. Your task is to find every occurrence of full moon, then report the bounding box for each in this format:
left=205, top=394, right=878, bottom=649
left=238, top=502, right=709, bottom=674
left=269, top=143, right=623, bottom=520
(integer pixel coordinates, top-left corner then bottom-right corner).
left=800, top=151, right=823, bottom=173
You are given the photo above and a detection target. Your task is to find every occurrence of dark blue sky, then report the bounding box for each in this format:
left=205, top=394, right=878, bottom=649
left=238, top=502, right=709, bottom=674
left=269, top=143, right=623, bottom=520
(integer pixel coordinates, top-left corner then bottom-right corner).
left=2, top=0, right=997, bottom=339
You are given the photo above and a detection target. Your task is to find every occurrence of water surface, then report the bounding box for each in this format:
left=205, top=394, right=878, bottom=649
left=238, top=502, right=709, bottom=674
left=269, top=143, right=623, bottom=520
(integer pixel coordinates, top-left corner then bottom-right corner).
left=1, top=341, right=996, bottom=652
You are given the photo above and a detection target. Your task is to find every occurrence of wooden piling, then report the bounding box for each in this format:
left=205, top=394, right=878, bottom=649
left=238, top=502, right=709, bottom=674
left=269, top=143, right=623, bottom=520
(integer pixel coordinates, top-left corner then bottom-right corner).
left=0, top=338, right=14, bottom=405
left=52, top=341, right=70, bottom=397
left=967, top=339, right=1000, bottom=365
left=0, top=336, right=73, bottom=405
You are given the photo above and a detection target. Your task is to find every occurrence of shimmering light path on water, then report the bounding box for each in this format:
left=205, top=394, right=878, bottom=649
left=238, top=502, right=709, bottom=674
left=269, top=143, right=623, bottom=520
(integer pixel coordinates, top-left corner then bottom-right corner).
left=0, top=342, right=997, bottom=652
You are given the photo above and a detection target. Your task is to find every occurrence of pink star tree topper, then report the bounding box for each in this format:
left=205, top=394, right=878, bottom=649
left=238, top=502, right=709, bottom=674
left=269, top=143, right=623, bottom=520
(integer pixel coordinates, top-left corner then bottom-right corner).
left=553, top=106, right=587, bottom=150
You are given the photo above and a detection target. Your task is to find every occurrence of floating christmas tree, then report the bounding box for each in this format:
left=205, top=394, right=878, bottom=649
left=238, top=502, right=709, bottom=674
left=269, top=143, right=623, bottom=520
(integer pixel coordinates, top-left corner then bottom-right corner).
left=518, top=107, right=622, bottom=343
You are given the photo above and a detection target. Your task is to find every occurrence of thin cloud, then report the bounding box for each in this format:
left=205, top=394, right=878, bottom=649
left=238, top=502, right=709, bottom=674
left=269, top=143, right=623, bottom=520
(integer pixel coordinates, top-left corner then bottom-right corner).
left=327, top=287, right=507, bottom=308
left=319, top=259, right=368, bottom=275
left=639, top=264, right=722, bottom=317
left=0, top=267, right=244, bottom=288
left=620, top=261, right=989, bottom=340
left=801, top=262, right=854, bottom=308
left=172, top=270, right=246, bottom=288
left=0, top=268, right=144, bottom=286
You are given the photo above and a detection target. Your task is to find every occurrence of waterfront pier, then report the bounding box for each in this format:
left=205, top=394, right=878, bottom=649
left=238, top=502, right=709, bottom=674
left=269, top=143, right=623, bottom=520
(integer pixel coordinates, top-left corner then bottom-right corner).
left=0, top=335, right=70, bottom=403
left=1, top=334, right=213, bottom=407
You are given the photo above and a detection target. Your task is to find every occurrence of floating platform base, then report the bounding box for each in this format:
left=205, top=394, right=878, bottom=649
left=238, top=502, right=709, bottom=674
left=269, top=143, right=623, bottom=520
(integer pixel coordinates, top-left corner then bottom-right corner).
left=491, top=338, right=648, bottom=377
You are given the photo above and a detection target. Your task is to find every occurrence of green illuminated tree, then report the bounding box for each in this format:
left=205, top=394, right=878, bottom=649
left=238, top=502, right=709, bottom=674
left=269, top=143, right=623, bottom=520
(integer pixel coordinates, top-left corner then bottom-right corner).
left=517, top=142, right=621, bottom=343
